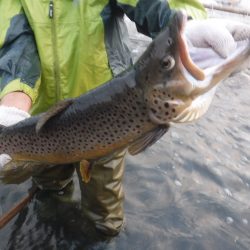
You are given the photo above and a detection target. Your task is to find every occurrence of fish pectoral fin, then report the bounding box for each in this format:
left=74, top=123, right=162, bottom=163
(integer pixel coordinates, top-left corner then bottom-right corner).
left=0, top=160, right=46, bottom=184
left=79, top=160, right=92, bottom=184
left=36, top=99, right=74, bottom=134
left=128, top=125, right=169, bottom=155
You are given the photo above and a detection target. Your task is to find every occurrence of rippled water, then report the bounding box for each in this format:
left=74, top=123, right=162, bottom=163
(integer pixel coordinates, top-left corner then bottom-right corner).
left=0, top=14, right=250, bottom=250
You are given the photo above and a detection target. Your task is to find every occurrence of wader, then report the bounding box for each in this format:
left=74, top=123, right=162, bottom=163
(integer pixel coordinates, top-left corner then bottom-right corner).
left=33, top=149, right=126, bottom=235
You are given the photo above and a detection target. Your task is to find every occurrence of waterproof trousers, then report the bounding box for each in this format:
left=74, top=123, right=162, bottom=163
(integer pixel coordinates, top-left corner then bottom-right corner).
left=32, top=149, right=126, bottom=236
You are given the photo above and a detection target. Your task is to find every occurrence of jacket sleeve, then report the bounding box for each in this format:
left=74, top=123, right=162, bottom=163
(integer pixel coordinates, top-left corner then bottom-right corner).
left=0, top=1, right=41, bottom=103
left=115, top=0, right=206, bottom=38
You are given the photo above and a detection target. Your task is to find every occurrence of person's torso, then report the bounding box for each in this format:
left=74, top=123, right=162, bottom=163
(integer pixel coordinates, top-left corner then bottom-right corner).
left=21, top=0, right=131, bottom=114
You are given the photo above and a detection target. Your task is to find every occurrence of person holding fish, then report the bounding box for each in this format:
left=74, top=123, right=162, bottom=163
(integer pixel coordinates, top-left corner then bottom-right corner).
left=0, top=0, right=249, bottom=236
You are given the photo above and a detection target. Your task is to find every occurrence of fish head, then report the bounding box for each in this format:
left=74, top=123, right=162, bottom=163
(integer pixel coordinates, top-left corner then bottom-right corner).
left=137, top=11, right=250, bottom=125
left=135, top=11, right=191, bottom=88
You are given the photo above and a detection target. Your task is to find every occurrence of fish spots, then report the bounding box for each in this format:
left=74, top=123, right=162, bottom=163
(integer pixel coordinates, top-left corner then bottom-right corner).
left=146, top=85, right=180, bottom=124
left=150, top=108, right=157, bottom=114
left=45, top=87, right=148, bottom=153
left=1, top=86, right=155, bottom=160
left=164, top=102, right=169, bottom=108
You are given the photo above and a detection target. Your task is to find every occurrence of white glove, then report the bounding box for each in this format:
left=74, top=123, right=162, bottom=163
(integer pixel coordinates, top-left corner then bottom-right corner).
left=0, top=106, right=30, bottom=170
left=185, top=18, right=250, bottom=58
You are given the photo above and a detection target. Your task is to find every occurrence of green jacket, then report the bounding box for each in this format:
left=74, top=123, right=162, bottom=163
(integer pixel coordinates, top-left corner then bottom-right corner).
left=0, top=0, right=206, bottom=115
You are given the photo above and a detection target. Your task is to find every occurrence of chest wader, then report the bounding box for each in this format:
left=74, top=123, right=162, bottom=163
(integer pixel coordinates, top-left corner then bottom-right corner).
left=77, top=149, right=126, bottom=236
left=32, top=149, right=126, bottom=236
left=32, top=164, right=75, bottom=191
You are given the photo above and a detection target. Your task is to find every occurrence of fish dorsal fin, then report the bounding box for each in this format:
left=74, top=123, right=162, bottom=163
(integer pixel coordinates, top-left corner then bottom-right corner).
left=128, top=125, right=169, bottom=155
left=36, top=99, right=73, bottom=133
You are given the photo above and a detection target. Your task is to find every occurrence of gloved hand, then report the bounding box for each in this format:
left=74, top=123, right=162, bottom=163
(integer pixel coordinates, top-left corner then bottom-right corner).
left=0, top=106, right=30, bottom=170
left=185, top=18, right=250, bottom=58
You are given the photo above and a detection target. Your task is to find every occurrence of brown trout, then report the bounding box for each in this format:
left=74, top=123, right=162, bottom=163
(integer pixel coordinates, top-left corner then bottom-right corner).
left=0, top=12, right=249, bottom=182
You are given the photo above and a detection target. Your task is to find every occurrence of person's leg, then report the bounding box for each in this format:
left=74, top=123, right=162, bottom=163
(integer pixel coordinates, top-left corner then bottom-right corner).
left=31, top=164, right=76, bottom=223
left=32, top=164, right=75, bottom=191
left=77, top=149, right=126, bottom=236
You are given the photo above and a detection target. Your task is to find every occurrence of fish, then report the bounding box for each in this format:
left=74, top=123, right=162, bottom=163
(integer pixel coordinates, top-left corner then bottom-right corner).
left=0, top=11, right=249, bottom=183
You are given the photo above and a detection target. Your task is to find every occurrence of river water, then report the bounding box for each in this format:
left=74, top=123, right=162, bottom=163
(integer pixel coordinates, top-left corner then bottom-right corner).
left=0, top=10, right=250, bottom=250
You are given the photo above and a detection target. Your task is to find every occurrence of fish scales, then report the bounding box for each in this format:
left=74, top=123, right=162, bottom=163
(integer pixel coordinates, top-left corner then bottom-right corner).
left=0, top=72, right=157, bottom=163
left=0, top=11, right=249, bottom=171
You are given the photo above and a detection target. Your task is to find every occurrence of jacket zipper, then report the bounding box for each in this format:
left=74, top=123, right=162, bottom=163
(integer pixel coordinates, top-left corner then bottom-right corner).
left=49, top=0, right=54, bottom=18
left=49, top=0, right=61, bottom=101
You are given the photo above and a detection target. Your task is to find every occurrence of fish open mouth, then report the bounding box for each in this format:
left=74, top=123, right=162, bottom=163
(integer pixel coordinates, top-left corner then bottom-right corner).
left=189, top=39, right=250, bottom=97
left=170, top=13, right=250, bottom=123
left=176, top=13, right=250, bottom=98
left=176, top=13, right=205, bottom=81
left=174, top=39, right=250, bottom=123
left=142, top=12, right=249, bottom=125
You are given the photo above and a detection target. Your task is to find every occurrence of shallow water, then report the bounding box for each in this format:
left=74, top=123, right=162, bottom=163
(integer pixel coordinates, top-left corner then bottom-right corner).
left=1, top=15, right=250, bottom=250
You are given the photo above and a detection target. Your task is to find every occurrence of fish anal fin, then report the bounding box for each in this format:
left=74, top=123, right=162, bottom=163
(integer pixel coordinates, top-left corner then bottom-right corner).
left=128, top=125, right=169, bottom=155
left=36, top=99, right=73, bottom=133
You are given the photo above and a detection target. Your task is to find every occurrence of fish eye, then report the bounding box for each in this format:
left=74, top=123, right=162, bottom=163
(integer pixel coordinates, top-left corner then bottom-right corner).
left=161, top=55, right=175, bottom=71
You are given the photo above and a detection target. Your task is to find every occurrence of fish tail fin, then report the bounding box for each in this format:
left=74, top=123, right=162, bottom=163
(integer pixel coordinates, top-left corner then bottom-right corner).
left=0, top=161, right=45, bottom=184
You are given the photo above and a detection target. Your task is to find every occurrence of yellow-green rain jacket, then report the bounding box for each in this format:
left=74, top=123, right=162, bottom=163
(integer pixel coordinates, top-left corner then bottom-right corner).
left=0, top=0, right=206, bottom=115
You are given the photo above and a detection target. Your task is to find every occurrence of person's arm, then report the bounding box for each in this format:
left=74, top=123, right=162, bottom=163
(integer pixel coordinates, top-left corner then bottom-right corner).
left=0, top=1, right=40, bottom=168
left=0, top=1, right=41, bottom=107
left=114, top=0, right=206, bottom=38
